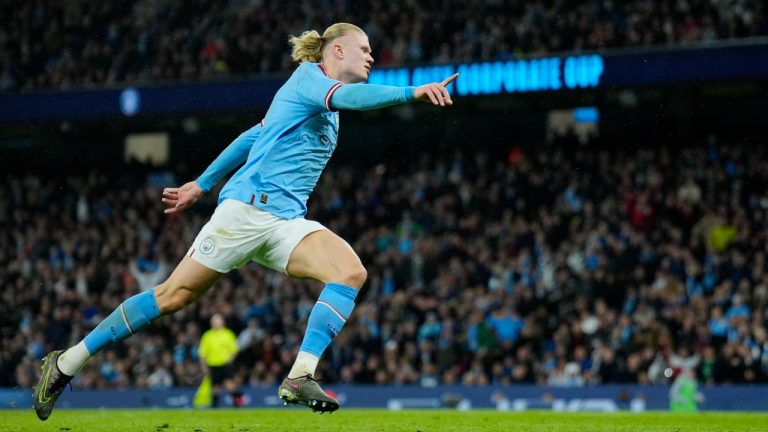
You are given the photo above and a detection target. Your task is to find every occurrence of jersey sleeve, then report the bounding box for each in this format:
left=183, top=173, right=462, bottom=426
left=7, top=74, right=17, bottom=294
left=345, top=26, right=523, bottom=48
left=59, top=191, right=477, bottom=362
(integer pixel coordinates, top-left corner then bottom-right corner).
left=330, top=83, right=416, bottom=111
left=196, top=123, right=262, bottom=192
left=295, top=63, right=345, bottom=112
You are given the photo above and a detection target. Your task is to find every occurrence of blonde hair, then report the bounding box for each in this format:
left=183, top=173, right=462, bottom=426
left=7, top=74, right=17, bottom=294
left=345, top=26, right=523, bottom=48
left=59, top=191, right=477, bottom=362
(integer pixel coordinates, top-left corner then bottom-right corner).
left=289, top=23, right=364, bottom=63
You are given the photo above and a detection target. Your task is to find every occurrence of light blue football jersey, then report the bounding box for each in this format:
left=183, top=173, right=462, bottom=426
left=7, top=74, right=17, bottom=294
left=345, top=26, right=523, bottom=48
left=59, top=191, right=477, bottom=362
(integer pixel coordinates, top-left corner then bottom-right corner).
left=199, top=62, right=415, bottom=219
left=219, top=63, right=343, bottom=219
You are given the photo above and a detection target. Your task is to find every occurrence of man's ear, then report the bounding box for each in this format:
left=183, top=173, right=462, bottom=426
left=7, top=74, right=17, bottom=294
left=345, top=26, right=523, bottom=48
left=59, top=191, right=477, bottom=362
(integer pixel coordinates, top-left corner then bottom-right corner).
left=333, top=42, right=344, bottom=59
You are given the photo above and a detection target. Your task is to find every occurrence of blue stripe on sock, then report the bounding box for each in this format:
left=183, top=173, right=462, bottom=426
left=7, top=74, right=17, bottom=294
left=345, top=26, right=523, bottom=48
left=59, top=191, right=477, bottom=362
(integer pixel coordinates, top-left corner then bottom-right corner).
left=84, top=288, right=160, bottom=354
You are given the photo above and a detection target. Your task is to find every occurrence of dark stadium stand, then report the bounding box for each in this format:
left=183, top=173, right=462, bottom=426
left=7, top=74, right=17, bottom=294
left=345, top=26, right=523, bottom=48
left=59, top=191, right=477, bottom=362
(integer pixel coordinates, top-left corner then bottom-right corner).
left=0, top=0, right=766, bottom=92
left=2, top=136, right=767, bottom=390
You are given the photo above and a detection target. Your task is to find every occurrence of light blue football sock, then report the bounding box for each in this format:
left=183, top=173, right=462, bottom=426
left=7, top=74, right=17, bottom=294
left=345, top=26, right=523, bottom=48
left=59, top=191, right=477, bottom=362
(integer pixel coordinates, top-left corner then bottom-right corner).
left=299, top=283, right=358, bottom=357
left=83, top=288, right=161, bottom=354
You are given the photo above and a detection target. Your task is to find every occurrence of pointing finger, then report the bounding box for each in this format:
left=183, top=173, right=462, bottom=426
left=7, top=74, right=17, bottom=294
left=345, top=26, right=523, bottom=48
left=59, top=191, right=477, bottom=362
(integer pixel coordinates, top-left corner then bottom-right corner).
left=441, top=73, right=459, bottom=86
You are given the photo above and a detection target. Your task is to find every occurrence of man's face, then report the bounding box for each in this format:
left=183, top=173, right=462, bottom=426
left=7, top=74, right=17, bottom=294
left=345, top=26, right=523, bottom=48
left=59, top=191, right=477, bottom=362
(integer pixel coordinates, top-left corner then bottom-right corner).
left=211, top=314, right=224, bottom=329
left=337, top=31, right=374, bottom=83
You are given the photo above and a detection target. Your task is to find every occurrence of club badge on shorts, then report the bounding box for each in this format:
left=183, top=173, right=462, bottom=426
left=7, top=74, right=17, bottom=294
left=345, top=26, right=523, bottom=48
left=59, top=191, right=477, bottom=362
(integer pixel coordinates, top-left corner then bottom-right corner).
left=200, top=238, right=216, bottom=255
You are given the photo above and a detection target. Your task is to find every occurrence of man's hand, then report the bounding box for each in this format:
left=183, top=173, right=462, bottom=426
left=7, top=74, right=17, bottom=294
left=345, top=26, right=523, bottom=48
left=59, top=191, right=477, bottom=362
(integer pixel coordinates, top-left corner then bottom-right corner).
left=162, top=181, right=204, bottom=214
left=414, top=73, right=459, bottom=106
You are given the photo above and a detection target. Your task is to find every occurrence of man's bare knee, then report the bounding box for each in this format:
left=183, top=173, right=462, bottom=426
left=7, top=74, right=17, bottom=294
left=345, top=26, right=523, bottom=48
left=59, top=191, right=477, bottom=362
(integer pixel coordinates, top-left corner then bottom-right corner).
left=337, top=265, right=367, bottom=289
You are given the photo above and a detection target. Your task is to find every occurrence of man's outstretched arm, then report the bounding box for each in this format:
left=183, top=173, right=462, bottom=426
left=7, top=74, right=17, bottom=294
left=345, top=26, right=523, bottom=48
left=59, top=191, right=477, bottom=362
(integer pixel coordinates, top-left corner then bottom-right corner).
left=330, top=73, right=459, bottom=111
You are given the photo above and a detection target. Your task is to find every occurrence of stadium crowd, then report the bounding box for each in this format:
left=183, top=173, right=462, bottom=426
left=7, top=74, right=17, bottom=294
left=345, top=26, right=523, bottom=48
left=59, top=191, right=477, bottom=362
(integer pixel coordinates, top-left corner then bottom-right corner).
left=2, top=133, right=768, bottom=392
left=1, top=0, right=767, bottom=92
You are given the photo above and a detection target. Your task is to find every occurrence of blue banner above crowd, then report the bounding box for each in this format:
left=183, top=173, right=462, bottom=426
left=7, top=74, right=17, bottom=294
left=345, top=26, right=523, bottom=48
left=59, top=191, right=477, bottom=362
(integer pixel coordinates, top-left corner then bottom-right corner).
left=369, top=55, right=604, bottom=94
left=369, top=41, right=768, bottom=95
left=1, top=41, right=767, bottom=123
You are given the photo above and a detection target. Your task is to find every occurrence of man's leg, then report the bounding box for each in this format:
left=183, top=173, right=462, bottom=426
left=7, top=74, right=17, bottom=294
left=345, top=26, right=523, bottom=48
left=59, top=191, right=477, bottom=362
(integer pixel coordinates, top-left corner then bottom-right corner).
left=278, top=229, right=366, bottom=413
left=210, top=368, right=222, bottom=408
left=34, top=256, right=221, bottom=420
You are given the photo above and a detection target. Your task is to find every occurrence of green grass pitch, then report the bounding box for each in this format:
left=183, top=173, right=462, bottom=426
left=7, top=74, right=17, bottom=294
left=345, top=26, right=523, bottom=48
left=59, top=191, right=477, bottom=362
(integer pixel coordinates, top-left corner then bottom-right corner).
left=1, top=409, right=767, bottom=432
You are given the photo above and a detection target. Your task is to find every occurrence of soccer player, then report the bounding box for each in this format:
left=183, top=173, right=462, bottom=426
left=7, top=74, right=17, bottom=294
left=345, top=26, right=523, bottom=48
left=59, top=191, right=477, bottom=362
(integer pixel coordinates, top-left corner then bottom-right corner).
left=34, top=22, right=457, bottom=419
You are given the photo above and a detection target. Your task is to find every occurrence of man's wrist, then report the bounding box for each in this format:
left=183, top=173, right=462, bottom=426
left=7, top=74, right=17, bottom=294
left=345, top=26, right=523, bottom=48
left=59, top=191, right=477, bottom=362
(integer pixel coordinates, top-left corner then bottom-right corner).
left=195, top=179, right=209, bottom=193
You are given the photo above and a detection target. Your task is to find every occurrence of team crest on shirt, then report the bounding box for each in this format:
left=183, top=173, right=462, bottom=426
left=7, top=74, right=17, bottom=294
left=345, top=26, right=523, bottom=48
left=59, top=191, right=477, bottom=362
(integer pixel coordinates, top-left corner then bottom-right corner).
left=200, top=238, right=216, bottom=255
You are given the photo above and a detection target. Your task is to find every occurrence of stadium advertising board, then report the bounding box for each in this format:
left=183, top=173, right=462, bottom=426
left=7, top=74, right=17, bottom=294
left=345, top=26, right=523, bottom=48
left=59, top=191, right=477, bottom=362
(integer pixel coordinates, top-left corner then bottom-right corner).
left=0, top=41, right=766, bottom=122
left=368, top=55, right=604, bottom=93
left=2, top=385, right=768, bottom=411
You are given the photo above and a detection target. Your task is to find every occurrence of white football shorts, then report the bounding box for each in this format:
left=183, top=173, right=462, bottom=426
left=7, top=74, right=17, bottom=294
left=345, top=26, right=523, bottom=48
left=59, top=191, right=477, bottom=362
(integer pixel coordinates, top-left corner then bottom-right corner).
left=188, top=199, right=326, bottom=274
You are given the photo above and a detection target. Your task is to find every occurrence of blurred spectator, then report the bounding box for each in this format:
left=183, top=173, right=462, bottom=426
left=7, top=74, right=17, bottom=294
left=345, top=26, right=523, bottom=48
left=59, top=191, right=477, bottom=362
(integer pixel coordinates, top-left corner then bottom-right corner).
left=129, top=257, right=169, bottom=292
left=669, top=368, right=703, bottom=412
